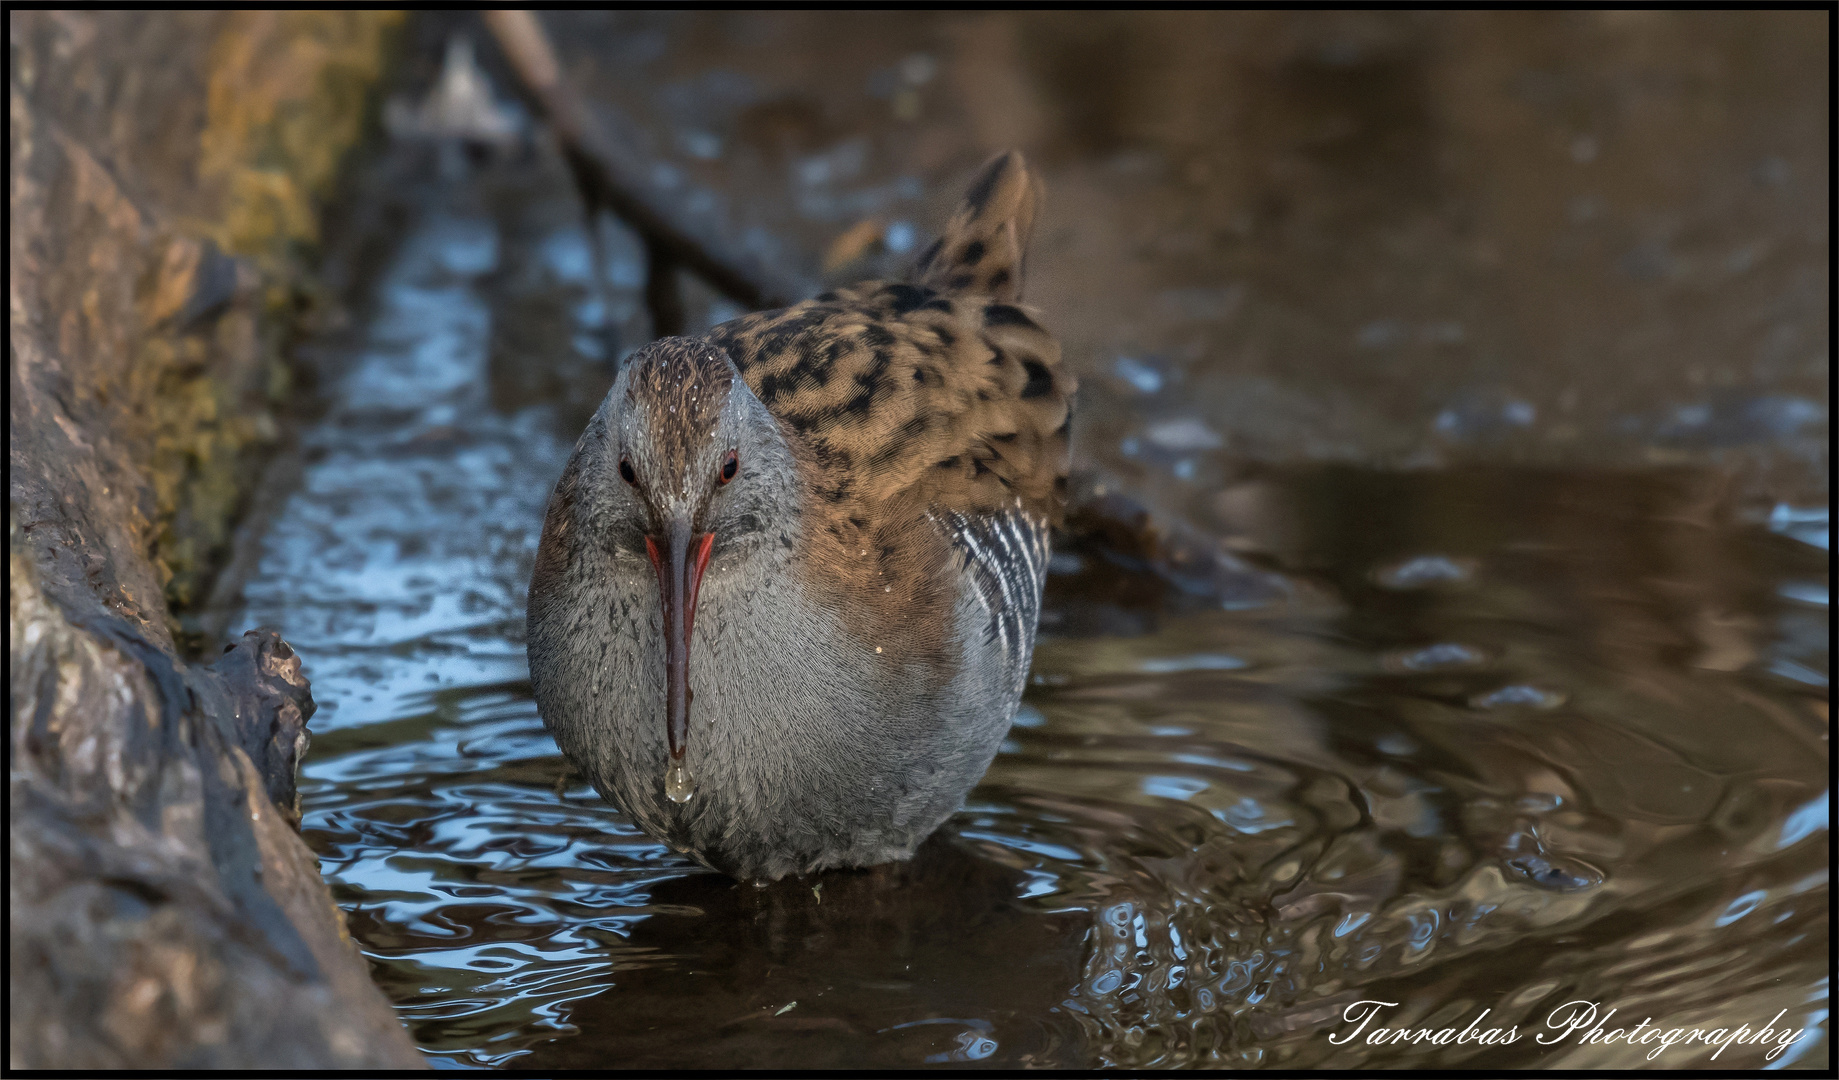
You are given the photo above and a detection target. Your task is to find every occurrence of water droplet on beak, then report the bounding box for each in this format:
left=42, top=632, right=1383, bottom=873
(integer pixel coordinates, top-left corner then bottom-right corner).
left=665, top=761, right=697, bottom=803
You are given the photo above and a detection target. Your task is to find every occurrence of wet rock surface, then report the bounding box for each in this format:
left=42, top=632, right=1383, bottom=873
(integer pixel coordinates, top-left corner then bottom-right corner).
left=8, top=10, right=421, bottom=1069
left=10, top=557, right=419, bottom=1068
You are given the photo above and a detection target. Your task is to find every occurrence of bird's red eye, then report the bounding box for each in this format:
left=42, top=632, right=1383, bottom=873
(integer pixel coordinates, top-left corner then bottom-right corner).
left=718, top=449, right=739, bottom=485
left=619, top=457, right=639, bottom=486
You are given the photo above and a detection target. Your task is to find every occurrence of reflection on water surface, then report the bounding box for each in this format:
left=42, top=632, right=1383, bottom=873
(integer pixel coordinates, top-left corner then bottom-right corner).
left=231, top=80, right=1827, bottom=1073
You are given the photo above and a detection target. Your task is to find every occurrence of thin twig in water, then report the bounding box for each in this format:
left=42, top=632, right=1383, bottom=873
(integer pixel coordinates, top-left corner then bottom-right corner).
left=482, top=10, right=797, bottom=339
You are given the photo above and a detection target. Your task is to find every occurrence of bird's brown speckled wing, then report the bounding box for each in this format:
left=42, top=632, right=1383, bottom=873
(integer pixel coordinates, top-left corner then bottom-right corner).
left=709, top=281, right=1069, bottom=525
left=710, top=153, right=1069, bottom=523
left=704, top=152, right=1070, bottom=663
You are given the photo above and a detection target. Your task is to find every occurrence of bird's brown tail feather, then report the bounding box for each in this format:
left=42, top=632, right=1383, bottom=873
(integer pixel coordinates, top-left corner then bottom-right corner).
left=915, top=150, right=1041, bottom=304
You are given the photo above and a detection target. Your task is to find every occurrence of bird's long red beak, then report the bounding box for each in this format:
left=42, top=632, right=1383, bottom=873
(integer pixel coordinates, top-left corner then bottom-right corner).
left=645, top=522, right=714, bottom=763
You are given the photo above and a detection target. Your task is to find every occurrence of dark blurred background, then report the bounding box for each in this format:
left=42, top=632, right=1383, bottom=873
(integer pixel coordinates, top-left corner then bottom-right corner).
left=10, top=10, right=1828, bottom=1071
left=437, top=9, right=1828, bottom=509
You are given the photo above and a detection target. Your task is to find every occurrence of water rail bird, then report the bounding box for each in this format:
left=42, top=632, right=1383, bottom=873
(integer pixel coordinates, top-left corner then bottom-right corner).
left=528, top=151, right=1073, bottom=881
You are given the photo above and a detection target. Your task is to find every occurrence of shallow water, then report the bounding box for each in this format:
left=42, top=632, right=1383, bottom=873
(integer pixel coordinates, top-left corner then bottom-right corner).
left=219, top=136, right=1831, bottom=1070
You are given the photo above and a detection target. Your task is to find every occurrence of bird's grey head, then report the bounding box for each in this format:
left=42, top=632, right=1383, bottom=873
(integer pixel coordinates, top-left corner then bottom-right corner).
left=572, top=337, right=800, bottom=775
